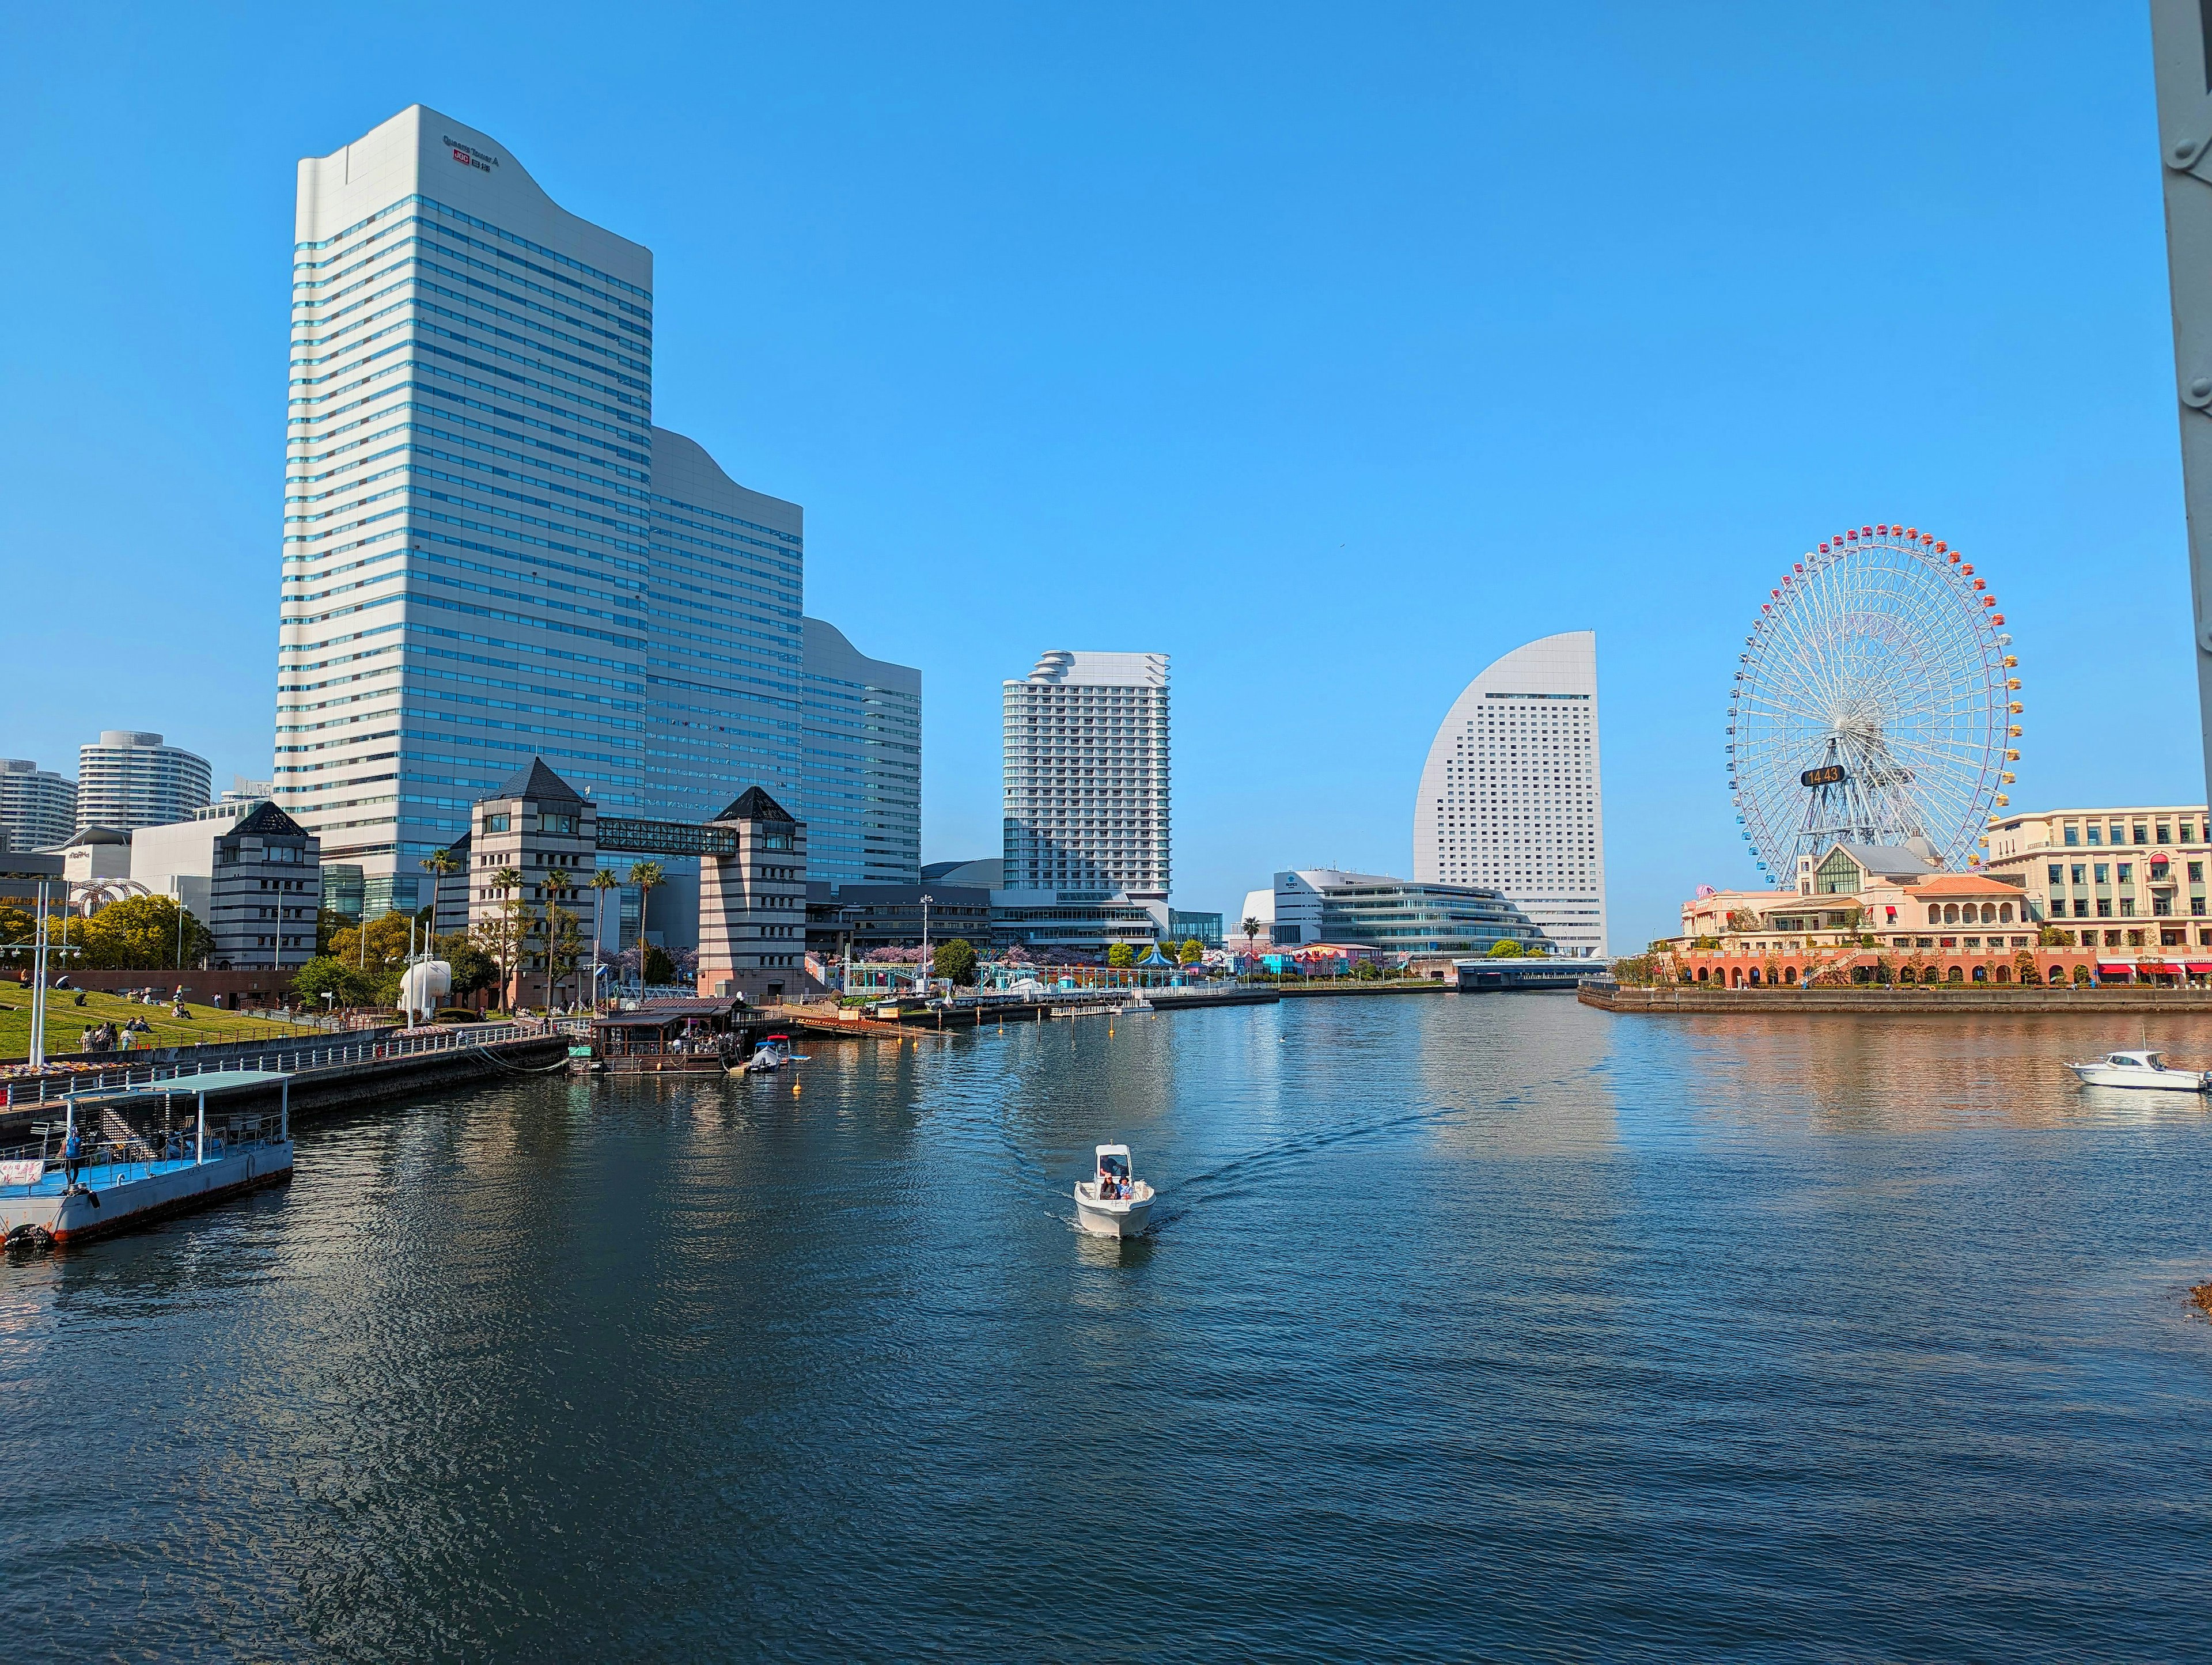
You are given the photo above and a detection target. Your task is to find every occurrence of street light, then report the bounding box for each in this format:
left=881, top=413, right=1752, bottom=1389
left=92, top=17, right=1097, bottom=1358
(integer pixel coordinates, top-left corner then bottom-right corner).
left=918, top=894, right=933, bottom=996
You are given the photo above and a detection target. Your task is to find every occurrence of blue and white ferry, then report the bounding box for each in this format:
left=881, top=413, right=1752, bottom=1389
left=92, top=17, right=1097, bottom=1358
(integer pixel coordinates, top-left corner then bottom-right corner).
left=0, top=1069, right=294, bottom=1248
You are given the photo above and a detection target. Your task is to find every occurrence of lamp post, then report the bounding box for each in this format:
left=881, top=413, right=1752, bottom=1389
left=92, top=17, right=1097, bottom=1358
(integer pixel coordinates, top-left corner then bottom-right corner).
left=919, top=894, right=933, bottom=997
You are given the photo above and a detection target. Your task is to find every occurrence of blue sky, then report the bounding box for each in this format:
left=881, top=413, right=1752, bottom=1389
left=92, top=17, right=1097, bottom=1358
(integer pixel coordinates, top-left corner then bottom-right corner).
left=0, top=3, right=2192, bottom=946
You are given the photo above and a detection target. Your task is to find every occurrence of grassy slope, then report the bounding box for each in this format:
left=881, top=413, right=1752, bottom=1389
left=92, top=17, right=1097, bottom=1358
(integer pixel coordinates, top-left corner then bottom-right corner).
left=0, top=985, right=310, bottom=1063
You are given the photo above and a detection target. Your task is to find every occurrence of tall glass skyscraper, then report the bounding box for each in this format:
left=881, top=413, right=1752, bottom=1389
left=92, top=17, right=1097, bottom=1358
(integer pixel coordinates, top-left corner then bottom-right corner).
left=801, top=618, right=921, bottom=885
left=1412, top=630, right=1608, bottom=957
left=277, top=107, right=808, bottom=917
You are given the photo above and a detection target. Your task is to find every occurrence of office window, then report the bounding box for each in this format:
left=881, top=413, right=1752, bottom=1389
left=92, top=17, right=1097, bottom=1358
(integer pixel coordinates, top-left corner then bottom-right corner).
left=2047, top=864, right=2064, bottom=886
left=2097, top=900, right=2112, bottom=917
left=2192, top=862, right=2204, bottom=883
left=2182, top=821, right=2196, bottom=841
left=2074, top=900, right=2089, bottom=917
left=2122, top=898, right=2136, bottom=917
left=2158, top=823, right=2172, bottom=843
left=2087, top=826, right=2101, bottom=845
left=2134, top=824, right=2149, bottom=845
left=2112, top=823, right=2127, bottom=843
left=2065, top=825, right=2080, bottom=846
left=2119, top=863, right=2133, bottom=883
left=2071, top=864, right=2086, bottom=885
left=2094, top=864, right=2109, bottom=884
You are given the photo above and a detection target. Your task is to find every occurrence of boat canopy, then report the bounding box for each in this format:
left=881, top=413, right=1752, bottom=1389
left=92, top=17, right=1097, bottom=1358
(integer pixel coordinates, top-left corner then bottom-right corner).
left=1095, top=1144, right=1131, bottom=1179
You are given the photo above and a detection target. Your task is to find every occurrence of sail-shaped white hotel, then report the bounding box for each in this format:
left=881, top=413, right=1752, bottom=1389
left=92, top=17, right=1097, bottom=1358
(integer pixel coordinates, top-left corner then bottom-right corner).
left=1412, top=631, right=1608, bottom=958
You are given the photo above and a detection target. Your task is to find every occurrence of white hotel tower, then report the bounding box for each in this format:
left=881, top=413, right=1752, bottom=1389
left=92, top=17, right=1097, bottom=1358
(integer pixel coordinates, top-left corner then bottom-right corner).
left=276, top=107, right=818, bottom=918
left=1413, top=631, right=1608, bottom=958
left=1002, top=651, right=1171, bottom=905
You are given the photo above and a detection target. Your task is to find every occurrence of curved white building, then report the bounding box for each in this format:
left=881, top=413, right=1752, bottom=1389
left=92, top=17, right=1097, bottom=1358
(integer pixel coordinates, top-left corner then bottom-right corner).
left=1413, top=631, right=1607, bottom=958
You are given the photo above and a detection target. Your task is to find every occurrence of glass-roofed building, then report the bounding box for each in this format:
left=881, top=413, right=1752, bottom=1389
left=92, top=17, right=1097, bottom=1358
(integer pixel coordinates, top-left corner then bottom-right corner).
left=1270, top=869, right=1551, bottom=957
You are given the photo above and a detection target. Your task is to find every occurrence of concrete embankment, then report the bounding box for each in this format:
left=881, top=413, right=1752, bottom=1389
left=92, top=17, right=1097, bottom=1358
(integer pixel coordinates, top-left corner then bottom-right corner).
left=1274, top=981, right=1449, bottom=998
left=1, top=1035, right=567, bottom=1141
left=1584, top=984, right=2212, bottom=1016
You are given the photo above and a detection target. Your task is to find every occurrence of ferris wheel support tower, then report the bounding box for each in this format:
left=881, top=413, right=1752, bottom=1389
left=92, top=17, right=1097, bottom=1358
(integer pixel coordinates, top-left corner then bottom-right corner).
left=2148, top=0, right=2212, bottom=802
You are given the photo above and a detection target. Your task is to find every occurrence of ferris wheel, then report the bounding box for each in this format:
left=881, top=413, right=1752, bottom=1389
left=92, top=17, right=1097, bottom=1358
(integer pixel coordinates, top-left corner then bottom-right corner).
left=1728, top=522, right=2020, bottom=883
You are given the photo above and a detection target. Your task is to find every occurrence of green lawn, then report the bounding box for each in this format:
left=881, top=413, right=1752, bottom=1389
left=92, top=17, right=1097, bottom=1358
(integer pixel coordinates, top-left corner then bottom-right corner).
left=0, top=986, right=313, bottom=1064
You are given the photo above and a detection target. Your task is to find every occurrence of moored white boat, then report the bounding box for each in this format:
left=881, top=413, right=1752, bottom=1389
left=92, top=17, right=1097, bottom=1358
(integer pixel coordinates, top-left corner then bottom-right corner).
left=1074, top=1143, right=1153, bottom=1238
left=2066, top=1049, right=2212, bottom=1092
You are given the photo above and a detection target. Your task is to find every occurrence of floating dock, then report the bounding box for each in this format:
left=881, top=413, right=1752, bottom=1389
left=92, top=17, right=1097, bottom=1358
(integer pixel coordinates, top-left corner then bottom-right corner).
left=0, top=1069, right=293, bottom=1247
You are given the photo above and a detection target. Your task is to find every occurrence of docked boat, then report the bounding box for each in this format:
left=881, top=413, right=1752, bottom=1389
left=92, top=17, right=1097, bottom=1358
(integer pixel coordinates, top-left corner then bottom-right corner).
left=1074, top=1143, right=1154, bottom=1238
left=731, top=1034, right=808, bottom=1075
left=0, top=1069, right=294, bottom=1248
left=2066, top=1049, right=2212, bottom=1092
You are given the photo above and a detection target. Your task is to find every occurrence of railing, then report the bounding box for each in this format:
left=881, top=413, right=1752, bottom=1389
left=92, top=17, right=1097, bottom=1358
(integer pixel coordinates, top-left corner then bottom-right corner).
left=0, top=1020, right=558, bottom=1106
left=2, top=1113, right=291, bottom=1177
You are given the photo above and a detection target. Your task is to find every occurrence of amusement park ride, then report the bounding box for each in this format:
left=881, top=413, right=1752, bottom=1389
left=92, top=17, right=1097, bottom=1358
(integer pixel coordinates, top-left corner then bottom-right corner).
left=1727, top=524, right=2021, bottom=882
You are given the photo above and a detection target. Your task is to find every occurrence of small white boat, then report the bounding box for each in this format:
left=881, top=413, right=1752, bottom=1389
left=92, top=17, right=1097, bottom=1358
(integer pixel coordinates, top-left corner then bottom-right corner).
left=1074, top=1144, right=1154, bottom=1239
left=730, top=1034, right=809, bottom=1075
left=2066, top=1049, right=2212, bottom=1092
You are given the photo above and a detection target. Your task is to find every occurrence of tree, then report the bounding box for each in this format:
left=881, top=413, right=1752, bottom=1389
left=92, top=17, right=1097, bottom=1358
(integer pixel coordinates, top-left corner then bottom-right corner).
left=628, top=862, right=665, bottom=967
left=1352, top=957, right=1382, bottom=980
left=419, top=845, right=460, bottom=921
left=291, top=955, right=382, bottom=1007
left=642, top=942, right=676, bottom=986
left=75, top=894, right=212, bottom=969
left=435, top=932, right=498, bottom=998
left=328, top=910, right=416, bottom=973
left=0, top=905, right=34, bottom=945
left=472, top=867, right=527, bottom=1008
left=1241, top=915, right=1261, bottom=949
left=933, top=937, right=979, bottom=987
left=1178, top=938, right=1204, bottom=965
left=1486, top=938, right=1525, bottom=959
left=546, top=899, right=584, bottom=1007
left=1107, top=942, right=1134, bottom=968
left=590, top=868, right=620, bottom=1004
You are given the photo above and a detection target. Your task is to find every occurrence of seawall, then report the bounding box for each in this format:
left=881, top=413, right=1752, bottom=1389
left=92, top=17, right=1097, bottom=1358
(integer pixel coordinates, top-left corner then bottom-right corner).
left=1584, top=984, right=2212, bottom=1015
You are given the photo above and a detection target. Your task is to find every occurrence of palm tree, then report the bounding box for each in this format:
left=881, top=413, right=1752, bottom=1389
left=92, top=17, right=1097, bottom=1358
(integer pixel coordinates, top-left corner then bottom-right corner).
left=490, top=866, right=524, bottom=1008
left=419, top=845, right=460, bottom=933
left=543, top=868, right=572, bottom=1007
left=627, top=861, right=665, bottom=985
left=1241, top=915, right=1261, bottom=953
left=590, top=868, right=619, bottom=1009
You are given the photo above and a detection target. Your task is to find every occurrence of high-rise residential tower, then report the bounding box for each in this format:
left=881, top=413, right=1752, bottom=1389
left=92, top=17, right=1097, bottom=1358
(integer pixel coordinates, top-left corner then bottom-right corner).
left=76, top=731, right=211, bottom=832
left=1413, top=631, right=1608, bottom=958
left=801, top=618, right=921, bottom=885
left=0, top=760, right=77, bottom=851
left=277, top=107, right=808, bottom=920
left=1001, top=651, right=1170, bottom=902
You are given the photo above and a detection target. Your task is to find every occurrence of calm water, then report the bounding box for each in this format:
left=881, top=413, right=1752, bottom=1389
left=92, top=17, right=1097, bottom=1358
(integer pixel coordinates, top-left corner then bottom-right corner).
left=6, top=994, right=2212, bottom=1660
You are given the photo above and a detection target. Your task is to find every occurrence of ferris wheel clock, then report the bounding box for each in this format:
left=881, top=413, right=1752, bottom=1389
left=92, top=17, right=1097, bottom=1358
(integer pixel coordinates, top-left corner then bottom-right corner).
left=1727, top=523, right=2020, bottom=884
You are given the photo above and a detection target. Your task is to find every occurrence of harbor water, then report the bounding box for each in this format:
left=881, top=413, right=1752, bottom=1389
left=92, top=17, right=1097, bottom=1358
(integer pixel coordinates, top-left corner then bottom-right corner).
left=5, top=994, right=2212, bottom=1659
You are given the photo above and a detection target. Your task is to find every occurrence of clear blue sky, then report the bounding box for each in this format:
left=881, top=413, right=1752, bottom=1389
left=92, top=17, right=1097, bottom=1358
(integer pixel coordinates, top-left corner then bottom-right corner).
left=0, top=3, right=2192, bottom=946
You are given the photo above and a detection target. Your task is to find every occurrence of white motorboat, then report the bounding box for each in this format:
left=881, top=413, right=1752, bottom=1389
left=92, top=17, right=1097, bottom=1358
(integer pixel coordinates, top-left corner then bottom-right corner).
left=1074, top=1144, right=1154, bottom=1239
left=2066, top=1049, right=2212, bottom=1092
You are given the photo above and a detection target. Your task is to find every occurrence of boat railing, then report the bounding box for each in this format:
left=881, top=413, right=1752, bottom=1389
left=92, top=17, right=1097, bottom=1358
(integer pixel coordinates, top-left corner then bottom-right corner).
left=0, top=1019, right=558, bottom=1106
left=0, top=1112, right=291, bottom=1189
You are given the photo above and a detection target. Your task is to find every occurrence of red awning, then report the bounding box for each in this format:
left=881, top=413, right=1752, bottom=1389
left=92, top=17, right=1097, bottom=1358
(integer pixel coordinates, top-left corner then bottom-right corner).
left=2188, top=962, right=2212, bottom=974
left=2096, top=961, right=2135, bottom=973
left=2139, top=962, right=2177, bottom=976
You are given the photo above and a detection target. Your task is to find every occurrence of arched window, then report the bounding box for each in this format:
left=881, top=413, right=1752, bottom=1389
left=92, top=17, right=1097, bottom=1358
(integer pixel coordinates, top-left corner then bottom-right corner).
left=1783, top=966, right=1798, bottom=984
left=1946, top=965, right=1964, bottom=983
left=1981, top=904, right=1997, bottom=924
left=1999, top=903, right=2013, bottom=923
left=1994, top=965, right=2010, bottom=983
left=1944, top=904, right=1959, bottom=924
left=1696, top=967, right=1709, bottom=982
left=1927, top=906, right=1941, bottom=926
left=2050, top=965, right=2065, bottom=985
left=1972, top=965, right=1987, bottom=981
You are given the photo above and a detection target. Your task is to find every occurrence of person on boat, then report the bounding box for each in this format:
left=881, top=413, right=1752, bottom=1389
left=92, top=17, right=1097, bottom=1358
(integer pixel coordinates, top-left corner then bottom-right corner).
left=62, top=1125, right=83, bottom=1188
